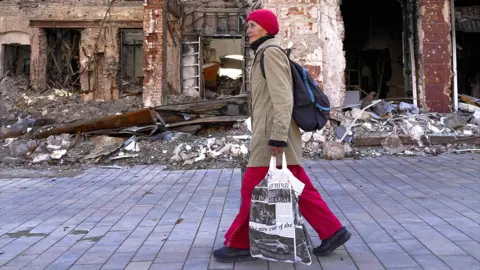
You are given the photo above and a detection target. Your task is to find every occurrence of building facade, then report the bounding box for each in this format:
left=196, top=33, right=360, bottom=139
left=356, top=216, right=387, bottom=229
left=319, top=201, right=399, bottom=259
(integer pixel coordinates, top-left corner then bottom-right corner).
left=1, top=0, right=478, bottom=112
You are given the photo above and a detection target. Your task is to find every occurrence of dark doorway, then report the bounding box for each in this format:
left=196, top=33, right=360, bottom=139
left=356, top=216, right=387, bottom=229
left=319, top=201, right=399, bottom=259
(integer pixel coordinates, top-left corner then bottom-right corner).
left=120, top=29, right=143, bottom=95
left=341, top=0, right=406, bottom=100
left=455, top=3, right=480, bottom=99
left=45, top=29, right=81, bottom=89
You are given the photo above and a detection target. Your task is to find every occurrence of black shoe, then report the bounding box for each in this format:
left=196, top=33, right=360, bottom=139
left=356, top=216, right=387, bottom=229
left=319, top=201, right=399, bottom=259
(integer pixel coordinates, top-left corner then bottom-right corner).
left=313, top=226, right=351, bottom=256
left=212, top=246, right=258, bottom=263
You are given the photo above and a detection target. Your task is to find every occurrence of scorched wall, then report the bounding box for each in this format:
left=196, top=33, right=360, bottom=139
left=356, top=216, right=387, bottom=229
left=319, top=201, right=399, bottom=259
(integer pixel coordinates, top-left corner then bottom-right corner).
left=0, top=0, right=143, bottom=102
left=262, top=0, right=346, bottom=107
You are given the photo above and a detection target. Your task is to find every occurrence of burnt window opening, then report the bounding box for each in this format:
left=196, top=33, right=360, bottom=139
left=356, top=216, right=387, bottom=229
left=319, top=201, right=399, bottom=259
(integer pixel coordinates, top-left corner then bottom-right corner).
left=120, top=29, right=143, bottom=95
left=45, top=29, right=81, bottom=90
left=341, top=0, right=408, bottom=101
left=455, top=4, right=480, bottom=99
left=456, top=33, right=480, bottom=99
left=181, top=35, right=247, bottom=100
left=2, top=44, right=31, bottom=77
left=203, top=37, right=244, bottom=99
left=179, top=9, right=249, bottom=102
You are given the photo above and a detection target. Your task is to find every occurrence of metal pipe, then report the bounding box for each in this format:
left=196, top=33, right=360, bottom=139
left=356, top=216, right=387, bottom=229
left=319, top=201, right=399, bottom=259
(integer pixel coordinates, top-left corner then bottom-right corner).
left=451, top=0, right=459, bottom=112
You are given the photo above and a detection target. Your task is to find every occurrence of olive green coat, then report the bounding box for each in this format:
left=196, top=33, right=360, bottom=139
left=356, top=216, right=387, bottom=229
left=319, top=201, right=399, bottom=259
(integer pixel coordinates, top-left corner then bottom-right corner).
left=247, top=39, right=303, bottom=168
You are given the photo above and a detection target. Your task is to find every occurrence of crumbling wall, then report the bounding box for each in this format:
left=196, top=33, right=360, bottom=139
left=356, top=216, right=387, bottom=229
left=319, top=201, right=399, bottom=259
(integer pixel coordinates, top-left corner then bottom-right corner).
left=416, top=0, right=452, bottom=113
left=262, top=0, right=345, bottom=107
left=319, top=0, right=345, bottom=107
left=80, top=27, right=120, bottom=102
left=144, top=0, right=167, bottom=107
left=166, top=13, right=182, bottom=95
left=0, top=0, right=142, bottom=98
left=30, top=28, right=47, bottom=91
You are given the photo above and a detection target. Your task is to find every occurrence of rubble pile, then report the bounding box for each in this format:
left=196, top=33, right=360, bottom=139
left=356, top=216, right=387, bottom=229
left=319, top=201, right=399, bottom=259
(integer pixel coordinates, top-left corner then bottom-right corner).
left=0, top=76, right=251, bottom=169
left=308, top=98, right=480, bottom=159
left=1, top=75, right=479, bottom=169
left=0, top=76, right=143, bottom=126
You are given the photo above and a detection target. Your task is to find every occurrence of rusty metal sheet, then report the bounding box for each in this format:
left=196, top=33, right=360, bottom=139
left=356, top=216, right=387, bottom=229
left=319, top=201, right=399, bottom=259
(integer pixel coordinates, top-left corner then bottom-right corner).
left=34, top=109, right=157, bottom=138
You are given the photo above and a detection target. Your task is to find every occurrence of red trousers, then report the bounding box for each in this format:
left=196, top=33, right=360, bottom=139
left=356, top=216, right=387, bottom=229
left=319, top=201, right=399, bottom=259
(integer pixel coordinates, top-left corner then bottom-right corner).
left=224, top=165, right=342, bottom=249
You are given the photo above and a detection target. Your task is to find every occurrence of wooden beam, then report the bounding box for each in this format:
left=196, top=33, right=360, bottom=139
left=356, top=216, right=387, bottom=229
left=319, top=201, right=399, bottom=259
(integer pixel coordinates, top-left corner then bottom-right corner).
left=29, top=20, right=142, bottom=28
left=154, top=94, right=247, bottom=114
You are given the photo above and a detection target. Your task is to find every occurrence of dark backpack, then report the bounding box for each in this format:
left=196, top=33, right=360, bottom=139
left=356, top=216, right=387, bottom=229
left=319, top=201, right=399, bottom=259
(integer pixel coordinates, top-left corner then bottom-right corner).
left=260, top=45, right=331, bottom=132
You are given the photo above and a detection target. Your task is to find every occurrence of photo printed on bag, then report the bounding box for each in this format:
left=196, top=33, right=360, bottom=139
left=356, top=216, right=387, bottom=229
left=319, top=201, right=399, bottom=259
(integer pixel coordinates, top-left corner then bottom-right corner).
left=252, top=187, right=268, bottom=202
left=249, top=202, right=276, bottom=225
left=268, top=189, right=292, bottom=203
left=295, top=226, right=312, bottom=264
left=257, top=178, right=268, bottom=188
left=249, top=228, right=296, bottom=261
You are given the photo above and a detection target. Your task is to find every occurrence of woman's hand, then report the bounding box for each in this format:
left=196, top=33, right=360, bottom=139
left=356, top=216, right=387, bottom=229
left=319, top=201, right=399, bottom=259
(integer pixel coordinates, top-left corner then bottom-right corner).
left=270, top=146, right=283, bottom=156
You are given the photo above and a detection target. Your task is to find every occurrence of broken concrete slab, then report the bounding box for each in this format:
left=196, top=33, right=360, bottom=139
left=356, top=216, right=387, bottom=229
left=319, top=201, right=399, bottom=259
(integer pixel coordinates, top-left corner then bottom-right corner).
left=9, top=141, right=30, bottom=157
left=444, top=115, right=468, bottom=130
left=83, top=136, right=124, bottom=160
left=381, top=135, right=404, bottom=154
left=322, top=141, right=345, bottom=160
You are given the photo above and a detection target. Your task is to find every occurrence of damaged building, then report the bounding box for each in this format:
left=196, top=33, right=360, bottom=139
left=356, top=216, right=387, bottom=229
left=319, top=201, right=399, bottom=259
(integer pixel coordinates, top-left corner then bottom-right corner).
left=0, top=0, right=479, bottom=112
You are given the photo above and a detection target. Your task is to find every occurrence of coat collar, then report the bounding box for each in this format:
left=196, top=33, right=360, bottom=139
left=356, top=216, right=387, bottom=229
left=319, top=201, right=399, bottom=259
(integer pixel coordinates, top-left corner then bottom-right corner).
left=255, top=38, right=279, bottom=54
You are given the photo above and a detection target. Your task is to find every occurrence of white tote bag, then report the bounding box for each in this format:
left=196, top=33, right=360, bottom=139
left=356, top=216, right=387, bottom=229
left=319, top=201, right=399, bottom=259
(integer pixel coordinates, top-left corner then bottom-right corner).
left=249, top=153, right=313, bottom=265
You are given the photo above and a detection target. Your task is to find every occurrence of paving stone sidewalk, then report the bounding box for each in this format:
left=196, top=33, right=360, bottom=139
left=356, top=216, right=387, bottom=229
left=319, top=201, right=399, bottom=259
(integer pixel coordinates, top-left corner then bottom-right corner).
left=1, top=154, right=480, bottom=270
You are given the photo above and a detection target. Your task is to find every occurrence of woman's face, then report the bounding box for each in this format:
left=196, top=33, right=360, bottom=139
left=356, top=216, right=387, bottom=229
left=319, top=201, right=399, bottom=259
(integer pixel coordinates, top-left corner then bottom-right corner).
left=247, top=20, right=268, bottom=43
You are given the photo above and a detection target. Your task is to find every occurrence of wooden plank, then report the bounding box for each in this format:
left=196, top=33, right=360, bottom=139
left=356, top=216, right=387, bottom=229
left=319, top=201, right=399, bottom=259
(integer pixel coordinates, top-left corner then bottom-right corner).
left=154, top=94, right=247, bottom=114
left=29, top=20, right=142, bottom=28
left=166, top=116, right=247, bottom=128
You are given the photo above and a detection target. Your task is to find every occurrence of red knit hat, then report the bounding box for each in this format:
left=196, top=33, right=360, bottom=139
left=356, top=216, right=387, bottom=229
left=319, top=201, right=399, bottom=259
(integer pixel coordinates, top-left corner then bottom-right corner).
left=246, top=9, right=279, bottom=36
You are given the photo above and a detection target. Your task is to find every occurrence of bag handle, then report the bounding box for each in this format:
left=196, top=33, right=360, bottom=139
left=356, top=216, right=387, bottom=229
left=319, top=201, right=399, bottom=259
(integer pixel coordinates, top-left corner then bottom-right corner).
left=269, top=153, right=288, bottom=172
left=269, top=156, right=277, bottom=172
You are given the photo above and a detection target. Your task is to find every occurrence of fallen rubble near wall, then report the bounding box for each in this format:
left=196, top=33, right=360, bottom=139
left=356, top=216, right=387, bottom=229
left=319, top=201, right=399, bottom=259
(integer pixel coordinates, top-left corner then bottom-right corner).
left=0, top=89, right=251, bottom=169
left=1, top=74, right=480, bottom=170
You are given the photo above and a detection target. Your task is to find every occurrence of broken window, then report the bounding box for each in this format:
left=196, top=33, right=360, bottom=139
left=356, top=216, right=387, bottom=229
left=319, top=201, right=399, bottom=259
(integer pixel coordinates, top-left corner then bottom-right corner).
left=342, top=0, right=410, bottom=100
left=2, top=44, right=31, bottom=77
left=203, top=38, right=244, bottom=99
left=179, top=10, right=249, bottom=102
left=45, top=29, right=81, bottom=89
left=120, top=29, right=143, bottom=95
left=455, top=4, right=480, bottom=98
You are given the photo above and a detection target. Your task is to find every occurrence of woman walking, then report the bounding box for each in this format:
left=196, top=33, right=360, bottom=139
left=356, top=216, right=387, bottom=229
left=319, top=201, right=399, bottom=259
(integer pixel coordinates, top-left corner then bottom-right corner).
left=213, top=9, right=351, bottom=262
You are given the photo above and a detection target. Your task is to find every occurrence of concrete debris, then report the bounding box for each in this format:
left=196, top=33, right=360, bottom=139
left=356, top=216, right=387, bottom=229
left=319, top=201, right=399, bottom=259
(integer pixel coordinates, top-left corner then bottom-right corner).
left=124, top=140, right=140, bottom=152
left=323, top=141, right=345, bottom=160
left=350, top=108, right=371, bottom=121
left=2, top=80, right=480, bottom=170
left=301, top=132, right=313, bottom=143
left=9, top=141, right=30, bottom=157
left=471, top=111, right=480, bottom=125
left=33, top=154, right=51, bottom=163
left=83, top=136, right=124, bottom=161
left=398, top=102, right=420, bottom=115
left=459, top=102, right=480, bottom=112
left=381, top=135, right=404, bottom=154
left=51, top=150, right=67, bottom=160
left=444, top=115, right=468, bottom=130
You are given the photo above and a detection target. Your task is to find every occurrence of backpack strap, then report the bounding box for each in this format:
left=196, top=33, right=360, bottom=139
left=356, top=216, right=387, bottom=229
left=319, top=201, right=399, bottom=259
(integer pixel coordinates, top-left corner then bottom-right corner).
left=259, top=45, right=291, bottom=79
